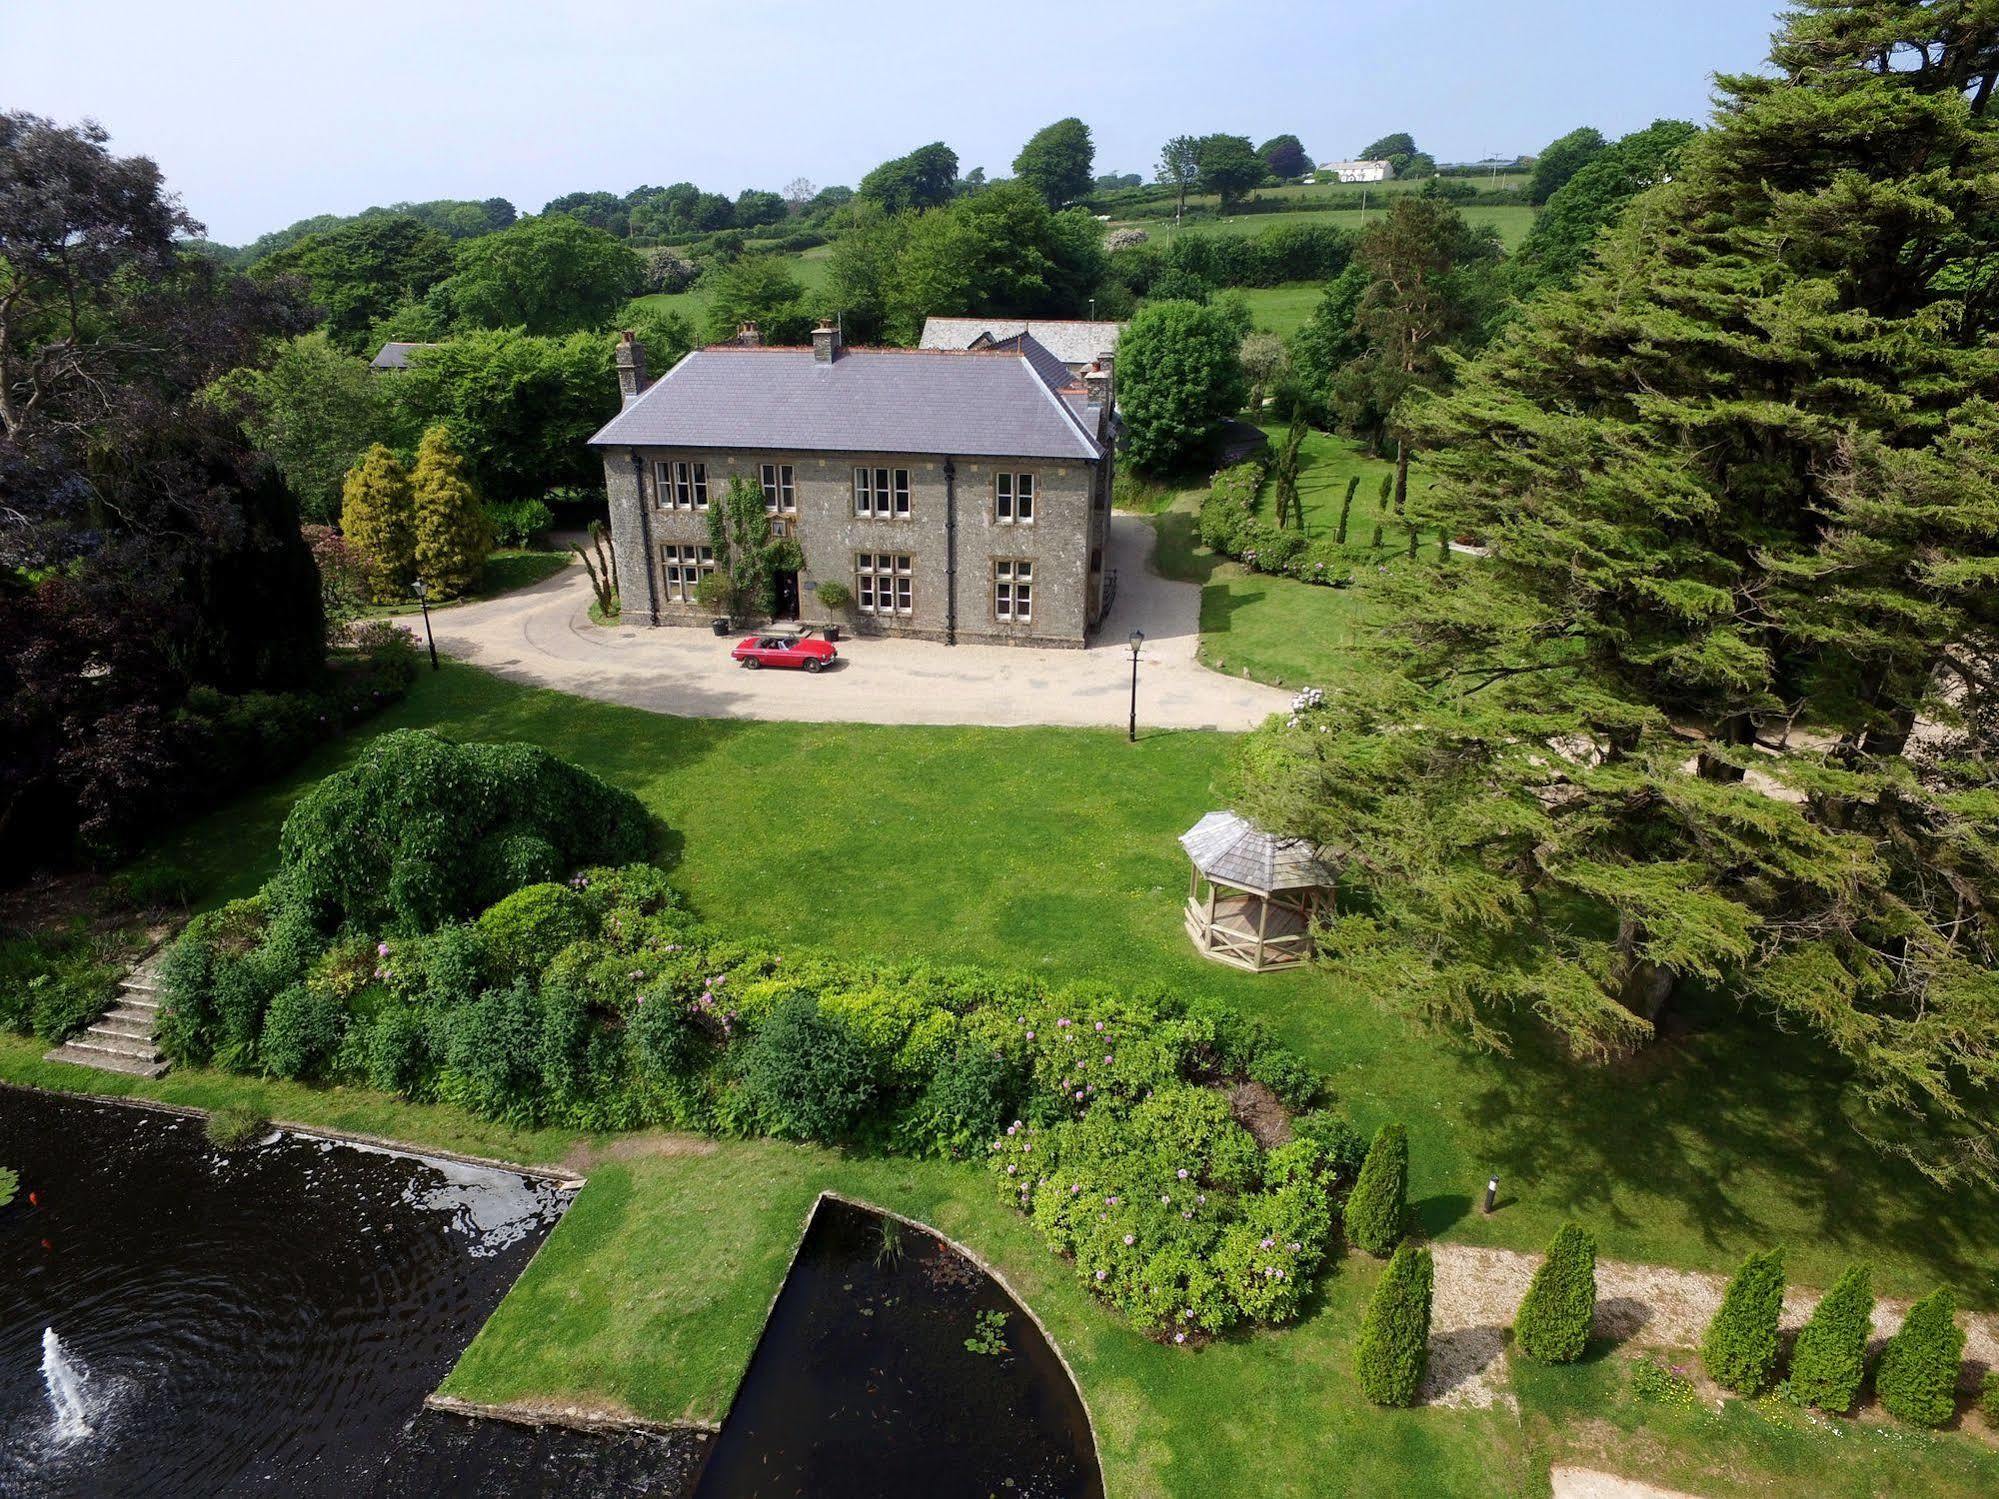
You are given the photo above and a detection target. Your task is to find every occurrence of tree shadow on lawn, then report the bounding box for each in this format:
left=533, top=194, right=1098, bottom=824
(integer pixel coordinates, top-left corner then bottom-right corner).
left=1460, top=990, right=1998, bottom=1302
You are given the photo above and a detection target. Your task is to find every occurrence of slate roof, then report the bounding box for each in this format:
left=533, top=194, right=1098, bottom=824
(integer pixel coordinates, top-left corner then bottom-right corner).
left=919, top=317, right=1124, bottom=369
left=1179, top=812, right=1337, bottom=894
left=588, top=340, right=1104, bottom=461
left=369, top=341, right=435, bottom=370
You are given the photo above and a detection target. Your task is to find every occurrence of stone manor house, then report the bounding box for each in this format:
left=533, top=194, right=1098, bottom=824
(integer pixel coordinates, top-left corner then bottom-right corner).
left=589, top=319, right=1116, bottom=648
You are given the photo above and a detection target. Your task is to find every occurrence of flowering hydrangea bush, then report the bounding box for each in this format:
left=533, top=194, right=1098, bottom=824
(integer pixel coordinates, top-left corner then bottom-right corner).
left=990, top=1082, right=1339, bottom=1339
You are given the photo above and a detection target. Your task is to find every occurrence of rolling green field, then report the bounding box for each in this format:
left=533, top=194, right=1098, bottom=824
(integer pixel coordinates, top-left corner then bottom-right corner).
left=1112, top=204, right=1538, bottom=250
left=1233, top=283, right=1325, bottom=336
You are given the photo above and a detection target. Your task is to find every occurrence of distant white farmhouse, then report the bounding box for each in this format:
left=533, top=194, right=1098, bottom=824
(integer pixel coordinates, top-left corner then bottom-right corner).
left=1320, top=159, right=1395, bottom=184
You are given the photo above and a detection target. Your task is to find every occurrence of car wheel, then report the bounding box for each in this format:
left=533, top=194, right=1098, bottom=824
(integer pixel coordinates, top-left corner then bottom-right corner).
left=742, top=657, right=760, bottom=669
left=805, top=658, right=823, bottom=673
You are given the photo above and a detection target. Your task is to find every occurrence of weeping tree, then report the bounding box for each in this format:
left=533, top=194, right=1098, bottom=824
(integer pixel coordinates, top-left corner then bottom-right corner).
left=1230, top=2, right=1999, bottom=1184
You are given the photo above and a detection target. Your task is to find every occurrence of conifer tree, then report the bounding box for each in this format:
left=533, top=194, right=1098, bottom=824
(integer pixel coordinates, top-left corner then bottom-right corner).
left=1335, top=476, right=1359, bottom=544
left=1875, top=1287, right=1964, bottom=1428
left=1343, top=1122, right=1407, bottom=1256
left=1787, top=1264, right=1874, bottom=1413
left=1355, top=1243, right=1432, bottom=1406
left=1230, top=3, right=1999, bottom=1180
left=410, top=424, right=491, bottom=600
left=1701, top=1249, right=1785, bottom=1395
left=1514, top=1222, right=1597, bottom=1364
left=339, top=443, right=415, bottom=604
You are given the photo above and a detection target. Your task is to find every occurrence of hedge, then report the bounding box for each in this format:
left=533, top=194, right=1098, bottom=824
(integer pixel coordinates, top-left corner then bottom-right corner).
left=1701, top=1248, right=1785, bottom=1395
left=1343, top=1122, right=1408, bottom=1257
left=1196, top=460, right=1376, bottom=588
left=1876, top=1288, right=1963, bottom=1428
left=1356, top=1243, right=1432, bottom=1406
left=157, top=748, right=1366, bottom=1343
left=1514, top=1222, right=1597, bottom=1364
left=1786, top=1263, right=1873, bottom=1413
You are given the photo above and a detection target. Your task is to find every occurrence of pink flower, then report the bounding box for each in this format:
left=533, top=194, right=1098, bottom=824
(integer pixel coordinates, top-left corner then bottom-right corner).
left=1070, top=1183, right=1082, bottom=1195
left=1177, top=1169, right=1189, bottom=1180
left=1160, top=1194, right=1171, bottom=1205
left=376, top=942, right=390, bottom=957
left=1075, top=1090, right=1086, bottom=1101
left=1094, top=1021, right=1104, bottom=1032
left=1104, top=1054, right=1114, bottom=1064
left=1123, top=1233, right=1135, bottom=1245
left=1174, top=1332, right=1186, bottom=1344
left=1025, top=1031, right=1035, bottom=1041
left=1260, top=1237, right=1275, bottom=1249
left=1006, top=1164, right=1018, bottom=1175
left=1095, top=1269, right=1107, bottom=1281
left=1057, top=1018, right=1071, bottom=1027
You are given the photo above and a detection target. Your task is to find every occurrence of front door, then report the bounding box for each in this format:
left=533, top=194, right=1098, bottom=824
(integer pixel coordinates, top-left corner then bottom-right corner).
left=773, top=569, right=800, bottom=621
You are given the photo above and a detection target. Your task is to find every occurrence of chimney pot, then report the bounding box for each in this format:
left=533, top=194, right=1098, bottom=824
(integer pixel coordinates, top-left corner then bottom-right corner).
left=614, top=329, right=647, bottom=406
left=735, top=321, right=762, bottom=347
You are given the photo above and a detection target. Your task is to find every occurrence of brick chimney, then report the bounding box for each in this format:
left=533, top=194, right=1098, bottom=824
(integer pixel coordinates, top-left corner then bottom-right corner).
left=614, top=330, right=647, bottom=406
left=812, top=319, right=842, bottom=364
left=735, top=321, right=763, bottom=347
left=1084, top=352, right=1114, bottom=407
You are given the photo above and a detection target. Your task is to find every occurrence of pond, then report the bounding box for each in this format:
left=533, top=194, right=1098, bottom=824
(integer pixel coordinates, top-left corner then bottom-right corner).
left=694, top=1195, right=1103, bottom=1499
left=0, top=1086, right=575, bottom=1497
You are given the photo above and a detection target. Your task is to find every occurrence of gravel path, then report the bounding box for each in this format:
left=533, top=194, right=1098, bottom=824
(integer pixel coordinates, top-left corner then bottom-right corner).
left=1422, top=1241, right=1999, bottom=1412
left=392, top=515, right=1293, bottom=731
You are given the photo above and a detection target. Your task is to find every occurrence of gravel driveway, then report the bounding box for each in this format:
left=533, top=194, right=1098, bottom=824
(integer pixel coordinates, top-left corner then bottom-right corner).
left=395, top=515, right=1292, bottom=731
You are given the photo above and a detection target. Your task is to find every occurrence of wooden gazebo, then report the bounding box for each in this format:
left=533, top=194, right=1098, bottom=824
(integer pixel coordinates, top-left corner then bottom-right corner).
left=1179, top=811, right=1337, bottom=973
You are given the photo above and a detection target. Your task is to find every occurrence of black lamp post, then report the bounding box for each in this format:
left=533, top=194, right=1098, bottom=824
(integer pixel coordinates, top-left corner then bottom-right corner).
left=1127, top=628, right=1144, bottom=742
left=413, top=578, right=439, bottom=671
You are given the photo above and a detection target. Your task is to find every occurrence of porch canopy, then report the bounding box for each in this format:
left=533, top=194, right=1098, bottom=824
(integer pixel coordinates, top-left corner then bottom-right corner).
left=1179, top=811, right=1337, bottom=973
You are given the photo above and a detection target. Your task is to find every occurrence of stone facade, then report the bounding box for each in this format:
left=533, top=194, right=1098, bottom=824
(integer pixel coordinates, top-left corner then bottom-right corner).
left=601, top=444, right=1112, bottom=648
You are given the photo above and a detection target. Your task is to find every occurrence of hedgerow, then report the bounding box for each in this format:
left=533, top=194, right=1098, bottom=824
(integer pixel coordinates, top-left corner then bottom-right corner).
left=156, top=747, right=1362, bottom=1342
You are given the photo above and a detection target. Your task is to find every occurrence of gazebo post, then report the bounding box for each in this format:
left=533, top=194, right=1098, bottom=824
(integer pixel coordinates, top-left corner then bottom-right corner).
left=1253, top=891, right=1270, bottom=972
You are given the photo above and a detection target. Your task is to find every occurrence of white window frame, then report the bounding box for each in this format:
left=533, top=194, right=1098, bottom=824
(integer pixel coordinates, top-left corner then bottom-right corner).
left=855, top=552, right=913, bottom=616
left=657, top=459, right=708, bottom=511
left=853, top=466, right=911, bottom=519
left=761, top=462, right=796, bottom=513
left=996, top=471, right=1035, bottom=525
left=660, top=542, right=716, bottom=602
left=994, top=558, right=1033, bottom=623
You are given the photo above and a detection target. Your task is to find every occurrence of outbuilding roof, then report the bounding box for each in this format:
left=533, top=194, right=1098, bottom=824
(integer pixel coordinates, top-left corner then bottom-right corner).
left=919, top=317, right=1124, bottom=369
left=588, top=340, right=1104, bottom=460
left=1179, top=811, right=1337, bottom=894
left=369, top=341, right=435, bottom=370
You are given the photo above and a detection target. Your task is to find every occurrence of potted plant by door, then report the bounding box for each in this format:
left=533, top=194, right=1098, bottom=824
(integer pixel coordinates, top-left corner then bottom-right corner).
left=696, top=572, right=737, bottom=635
left=814, top=580, right=851, bottom=643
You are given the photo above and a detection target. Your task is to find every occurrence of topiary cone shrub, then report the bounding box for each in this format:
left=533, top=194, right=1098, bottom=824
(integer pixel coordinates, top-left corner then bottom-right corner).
left=1343, top=1122, right=1408, bottom=1257
left=1356, top=1243, right=1433, bottom=1406
left=340, top=443, right=416, bottom=603
left=1701, top=1248, right=1785, bottom=1395
left=411, top=425, right=492, bottom=600
left=1876, top=1288, right=1964, bottom=1428
left=1514, top=1222, right=1597, bottom=1364
left=1787, top=1264, right=1873, bottom=1414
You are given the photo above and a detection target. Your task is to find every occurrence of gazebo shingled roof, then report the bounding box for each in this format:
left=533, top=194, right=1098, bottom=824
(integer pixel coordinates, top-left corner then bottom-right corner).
left=1178, top=812, right=1336, bottom=895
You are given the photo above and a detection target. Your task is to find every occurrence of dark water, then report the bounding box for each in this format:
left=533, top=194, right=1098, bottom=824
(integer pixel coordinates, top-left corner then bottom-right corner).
left=694, top=1197, right=1103, bottom=1499
left=0, top=1086, right=571, bottom=1498
left=371, top=1409, right=709, bottom=1498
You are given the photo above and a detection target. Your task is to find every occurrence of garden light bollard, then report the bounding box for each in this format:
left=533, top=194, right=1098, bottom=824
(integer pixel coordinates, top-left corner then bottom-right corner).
left=1127, top=629, right=1145, bottom=743
left=413, top=578, right=439, bottom=671
left=1483, top=1176, right=1499, bottom=1215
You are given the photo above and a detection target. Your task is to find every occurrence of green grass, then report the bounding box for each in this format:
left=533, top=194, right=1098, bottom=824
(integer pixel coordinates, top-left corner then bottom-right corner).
left=633, top=253, right=834, bottom=334
left=1115, top=205, right=1538, bottom=250
left=1234, top=283, right=1326, bottom=337
left=1144, top=426, right=1436, bottom=688
left=109, top=664, right=1999, bottom=1308
left=14, top=657, right=1999, bottom=1494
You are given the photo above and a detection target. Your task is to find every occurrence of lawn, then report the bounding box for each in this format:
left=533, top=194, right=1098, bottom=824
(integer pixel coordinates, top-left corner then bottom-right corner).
left=11, top=659, right=1999, bottom=1494
left=633, top=249, right=834, bottom=333
left=1144, top=425, right=1437, bottom=688
left=1235, top=283, right=1325, bottom=337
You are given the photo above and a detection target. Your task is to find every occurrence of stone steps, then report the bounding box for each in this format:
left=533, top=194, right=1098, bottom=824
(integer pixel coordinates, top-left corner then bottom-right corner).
left=44, top=949, right=172, bottom=1080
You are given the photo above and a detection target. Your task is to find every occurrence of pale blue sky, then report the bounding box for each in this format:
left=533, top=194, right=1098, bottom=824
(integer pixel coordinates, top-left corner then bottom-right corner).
left=5, top=1, right=1781, bottom=246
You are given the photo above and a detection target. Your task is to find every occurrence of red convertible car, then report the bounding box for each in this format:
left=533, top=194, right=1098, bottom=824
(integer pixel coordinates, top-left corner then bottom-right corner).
left=731, top=633, right=838, bottom=672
